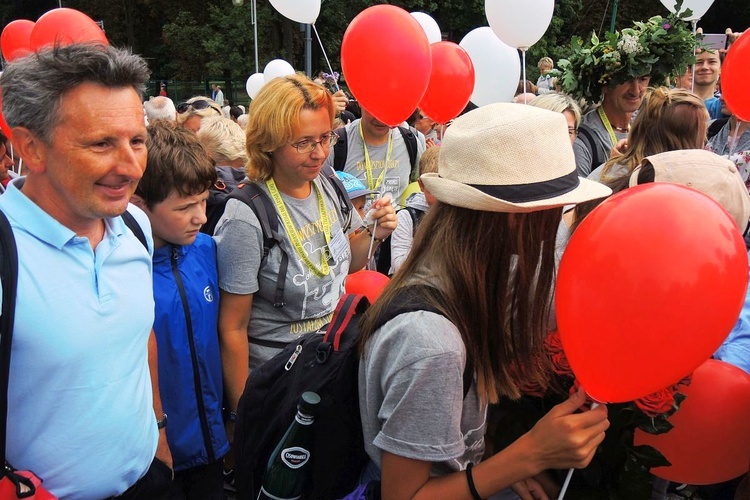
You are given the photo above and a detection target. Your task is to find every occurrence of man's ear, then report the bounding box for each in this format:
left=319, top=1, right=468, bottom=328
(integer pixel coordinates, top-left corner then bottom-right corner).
left=9, top=127, right=47, bottom=174
left=130, top=193, right=149, bottom=212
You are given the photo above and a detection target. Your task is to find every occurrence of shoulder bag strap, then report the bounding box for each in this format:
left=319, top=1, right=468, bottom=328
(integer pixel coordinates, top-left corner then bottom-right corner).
left=0, top=210, right=18, bottom=462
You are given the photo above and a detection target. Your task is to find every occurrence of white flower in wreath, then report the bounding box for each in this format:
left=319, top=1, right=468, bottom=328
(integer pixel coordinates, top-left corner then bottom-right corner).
left=617, top=34, right=643, bottom=55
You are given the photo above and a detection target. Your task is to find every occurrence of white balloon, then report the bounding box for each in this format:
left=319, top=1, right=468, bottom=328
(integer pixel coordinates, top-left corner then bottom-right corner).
left=485, top=0, right=554, bottom=49
left=460, top=27, right=520, bottom=106
left=246, top=72, right=265, bottom=100
left=263, top=59, right=295, bottom=83
left=410, top=12, right=442, bottom=44
left=659, top=0, right=715, bottom=21
left=269, top=0, right=321, bottom=24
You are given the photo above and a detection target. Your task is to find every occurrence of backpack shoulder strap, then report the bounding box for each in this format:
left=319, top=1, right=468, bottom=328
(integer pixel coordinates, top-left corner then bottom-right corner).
left=121, top=209, right=148, bottom=250
left=577, top=125, right=603, bottom=171
left=397, top=126, right=419, bottom=183
left=333, top=126, right=349, bottom=172
left=321, top=164, right=353, bottom=232
left=373, top=284, right=473, bottom=397
left=404, top=206, right=425, bottom=235
left=0, top=209, right=18, bottom=462
left=230, top=183, right=289, bottom=307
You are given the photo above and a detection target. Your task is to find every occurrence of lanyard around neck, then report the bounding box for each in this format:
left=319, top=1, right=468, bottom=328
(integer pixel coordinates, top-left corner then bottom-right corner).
left=359, top=121, right=393, bottom=191
left=598, top=107, right=624, bottom=147
left=266, top=178, right=332, bottom=278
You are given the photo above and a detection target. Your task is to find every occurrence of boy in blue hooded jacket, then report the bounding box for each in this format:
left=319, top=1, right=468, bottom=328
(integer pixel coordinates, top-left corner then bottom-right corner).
left=132, top=121, right=228, bottom=499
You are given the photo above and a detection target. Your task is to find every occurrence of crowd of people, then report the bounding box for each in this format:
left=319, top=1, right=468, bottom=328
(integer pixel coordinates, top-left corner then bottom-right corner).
left=0, top=18, right=748, bottom=500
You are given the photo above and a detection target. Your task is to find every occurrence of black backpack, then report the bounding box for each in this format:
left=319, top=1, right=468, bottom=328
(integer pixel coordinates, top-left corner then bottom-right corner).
left=201, top=166, right=353, bottom=311
left=333, top=125, right=420, bottom=183
left=202, top=166, right=247, bottom=236
left=576, top=125, right=605, bottom=173
left=233, top=286, right=472, bottom=500
left=375, top=206, right=425, bottom=276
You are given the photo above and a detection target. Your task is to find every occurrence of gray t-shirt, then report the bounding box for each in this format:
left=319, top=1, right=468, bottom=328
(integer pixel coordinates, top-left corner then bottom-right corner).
left=325, top=119, right=424, bottom=204
left=359, top=310, right=487, bottom=477
left=214, top=176, right=362, bottom=371
left=573, top=108, right=628, bottom=177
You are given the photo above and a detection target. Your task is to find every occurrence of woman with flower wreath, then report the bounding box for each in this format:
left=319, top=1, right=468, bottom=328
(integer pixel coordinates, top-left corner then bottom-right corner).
left=357, top=104, right=612, bottom=499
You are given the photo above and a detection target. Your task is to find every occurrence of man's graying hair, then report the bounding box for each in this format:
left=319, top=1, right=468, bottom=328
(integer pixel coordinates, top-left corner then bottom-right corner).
left=0, top=44, right=150, bottom=144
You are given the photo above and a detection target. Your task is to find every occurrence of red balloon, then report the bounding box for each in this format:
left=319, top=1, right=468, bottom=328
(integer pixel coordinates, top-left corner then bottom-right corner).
left=1, top=20, right=35, bottom=61
left=722, top=30, right=750, bottom=122
left=556, top=184, right=748, bottom=403
left=341, top=5, right=431, bottom=127
left=30, top=8, right=108, bottom=51
left=635, top=359, right=750, bottom=484
left=419, top=42, right=475, bottom=125
left=345, top=271, right=389, bottom=305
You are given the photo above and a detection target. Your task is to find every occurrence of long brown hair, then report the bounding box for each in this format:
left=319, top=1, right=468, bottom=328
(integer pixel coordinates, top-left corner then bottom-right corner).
left=360, top=202, right=561, bottom=404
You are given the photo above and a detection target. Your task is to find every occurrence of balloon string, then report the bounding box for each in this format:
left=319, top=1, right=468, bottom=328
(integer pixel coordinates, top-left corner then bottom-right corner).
left=690, top=20, right=697, bottom=93
left=521, top=48, right=528, bottom=104
left=312, top=24, right=340, bottom=93
left=557, top=402, right=600, bottom=500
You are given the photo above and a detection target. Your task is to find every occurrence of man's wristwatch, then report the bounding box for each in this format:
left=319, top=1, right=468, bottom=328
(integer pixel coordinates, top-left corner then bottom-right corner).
left=157, top=413, right=168, bottom=429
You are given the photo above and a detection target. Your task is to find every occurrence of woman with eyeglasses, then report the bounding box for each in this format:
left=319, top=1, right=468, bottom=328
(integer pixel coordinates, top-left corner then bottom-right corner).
left=213, top=74, right=396, bottom=425
left=176, top=96, right=223, bottom=133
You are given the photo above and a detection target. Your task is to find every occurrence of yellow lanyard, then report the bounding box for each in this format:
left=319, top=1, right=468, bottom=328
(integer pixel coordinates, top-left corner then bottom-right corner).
left=359, top=121, right=393, bottom=190
left=598, top=107, right=624, bottom=147
left=266, top=179, right=332, bottom=278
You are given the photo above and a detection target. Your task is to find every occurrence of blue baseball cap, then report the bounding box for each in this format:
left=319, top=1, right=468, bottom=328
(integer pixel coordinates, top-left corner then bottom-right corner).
left=335, top=171, right=377, bottom=200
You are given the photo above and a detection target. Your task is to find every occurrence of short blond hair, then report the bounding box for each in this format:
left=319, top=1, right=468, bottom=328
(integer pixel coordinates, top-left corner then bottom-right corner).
left=529, top=93, right=582, bottom=127
left=538, top=57, right=554, bottom=71
left=419, top=146, right=440, bottom=176
left=245, top=74, right=334, bottom=181
left=197, top=116, right=247, bottom=164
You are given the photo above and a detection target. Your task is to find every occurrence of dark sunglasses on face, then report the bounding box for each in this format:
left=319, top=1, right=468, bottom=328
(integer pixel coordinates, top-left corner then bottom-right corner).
left=176, top=99, right=220, bottom=115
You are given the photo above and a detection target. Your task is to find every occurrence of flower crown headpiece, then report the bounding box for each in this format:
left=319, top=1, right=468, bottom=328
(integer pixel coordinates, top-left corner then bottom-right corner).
left=557, top=1, right=700, bottom=103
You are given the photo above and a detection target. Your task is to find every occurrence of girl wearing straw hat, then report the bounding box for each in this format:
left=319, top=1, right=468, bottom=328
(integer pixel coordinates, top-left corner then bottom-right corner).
left=358, top=103, right=612, bottom=499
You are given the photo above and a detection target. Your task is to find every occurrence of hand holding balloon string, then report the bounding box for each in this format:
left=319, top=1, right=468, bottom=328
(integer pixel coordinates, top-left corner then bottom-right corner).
left=364, top=192, right=394, bottom=260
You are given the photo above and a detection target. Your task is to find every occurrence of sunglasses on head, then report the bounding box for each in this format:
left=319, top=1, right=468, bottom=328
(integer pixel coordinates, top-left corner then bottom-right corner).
left=176, top=99, right=220, bottom=114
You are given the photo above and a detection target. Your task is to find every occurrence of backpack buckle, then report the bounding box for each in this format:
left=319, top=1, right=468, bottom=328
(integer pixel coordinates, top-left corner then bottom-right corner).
left=273, top=301, right=286, bottom=308
left=316, top=342, right=333, bottom=364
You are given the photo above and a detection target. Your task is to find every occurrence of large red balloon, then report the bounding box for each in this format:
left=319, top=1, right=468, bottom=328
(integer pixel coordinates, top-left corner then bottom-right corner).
left=30, top=8, right=108, bottom=51
left=345, top=271, right=389, bottom=305
left=341, top=5, right=431, bottom=127
left=419, top=42, right=475, bottom=125
left=722, top=30, right=750, bottom=122
left=1, top=19, right=35, bottom=61
left=635, top=359, right=750, bottom=484
left=556, top=183, right=748, bottom=403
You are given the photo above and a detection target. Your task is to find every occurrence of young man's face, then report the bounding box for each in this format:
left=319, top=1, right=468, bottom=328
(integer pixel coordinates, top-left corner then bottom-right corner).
left=694, top=51, right=721, bottom=88
left=145, top=190, right=208, bottom=248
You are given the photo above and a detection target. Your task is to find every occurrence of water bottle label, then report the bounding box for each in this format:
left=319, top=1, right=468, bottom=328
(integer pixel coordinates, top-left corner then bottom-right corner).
left=281, top=446, right=310, bottom=469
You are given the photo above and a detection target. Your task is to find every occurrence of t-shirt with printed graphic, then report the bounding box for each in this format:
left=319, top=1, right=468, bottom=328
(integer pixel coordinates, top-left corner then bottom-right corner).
left=359, top=309, right=487, bottom=477
left=214, top=175, right=363, bottom=372
left=324, top=119, right=424, bottom=204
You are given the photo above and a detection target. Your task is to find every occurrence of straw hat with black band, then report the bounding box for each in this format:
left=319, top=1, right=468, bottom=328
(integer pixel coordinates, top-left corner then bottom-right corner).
left=421, top=103, right=612, bottom=213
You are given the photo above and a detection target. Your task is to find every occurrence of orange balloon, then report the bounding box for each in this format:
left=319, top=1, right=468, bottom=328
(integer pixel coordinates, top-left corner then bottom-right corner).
left=635, top=359, right=750, bottom=484
left=341, top=5, right=431, bottom=127
left=30, top=8, right=108, bottom=51
left=1, top=19, right=35, bottom=61
left=345, top=271, right=389, bottom=305
left=556, top=184, right=748, bottom=403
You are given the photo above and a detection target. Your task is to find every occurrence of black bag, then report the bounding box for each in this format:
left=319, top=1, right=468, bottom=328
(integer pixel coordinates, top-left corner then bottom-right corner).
left=202, top=166, right=247, bottom=236
left=234, top=286, right=471, bottom=500
left=374, top=206, right=425, bottom=276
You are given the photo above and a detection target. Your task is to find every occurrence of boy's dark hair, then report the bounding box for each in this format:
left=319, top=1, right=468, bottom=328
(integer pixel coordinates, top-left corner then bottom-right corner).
left=137, top=121, right=217, bottom=209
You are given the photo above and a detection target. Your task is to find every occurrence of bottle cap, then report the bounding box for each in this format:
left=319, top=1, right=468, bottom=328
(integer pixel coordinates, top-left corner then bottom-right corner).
left=298, top=391, right=321, bottom=416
